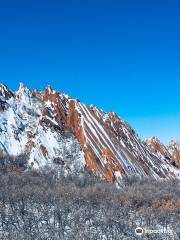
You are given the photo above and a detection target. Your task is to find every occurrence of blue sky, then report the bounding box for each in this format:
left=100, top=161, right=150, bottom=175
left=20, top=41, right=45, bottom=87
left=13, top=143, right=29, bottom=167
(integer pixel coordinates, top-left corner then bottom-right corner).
left=0, top=0, right=179, bottom=143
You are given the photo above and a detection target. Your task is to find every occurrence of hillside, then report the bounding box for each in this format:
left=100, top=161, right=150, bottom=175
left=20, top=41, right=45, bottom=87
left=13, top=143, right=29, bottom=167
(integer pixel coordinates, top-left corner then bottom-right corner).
left=0, top=83, right=179, bottom=183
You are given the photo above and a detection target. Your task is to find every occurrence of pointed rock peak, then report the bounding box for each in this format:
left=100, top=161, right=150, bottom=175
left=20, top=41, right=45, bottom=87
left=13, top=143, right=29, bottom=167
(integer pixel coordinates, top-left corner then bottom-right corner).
left=45, top=85, right=54, bottom=94
left=148, top=136, right=162, bottom=144
left=0, top=83, right=8, bottom=94
left=169, top=140, right=180, bottom=145
left=19, top=82, right=26, bottom=89
left=17, top=82, right=30, bottom=94
left=0, top=83, right=8, bottom=89
left=169, top=140, right=180, bottom=149
left=16, top=83, right=31, bottom=98
left=145, top=137, right=163, bottom=148
left=0, top=83, right=14, bottom=99
left=43, top=85, right=60, bottom=104
left=89, top=104, right=99, bottom=112
left=145, top=137, right=169, bottom=155
left=16, top=83, right=32, bottom=106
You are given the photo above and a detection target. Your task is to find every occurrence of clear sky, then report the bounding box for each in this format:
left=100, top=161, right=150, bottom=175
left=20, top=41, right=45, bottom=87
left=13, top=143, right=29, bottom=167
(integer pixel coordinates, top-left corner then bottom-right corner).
left=0, top=0, right=179, bottom=143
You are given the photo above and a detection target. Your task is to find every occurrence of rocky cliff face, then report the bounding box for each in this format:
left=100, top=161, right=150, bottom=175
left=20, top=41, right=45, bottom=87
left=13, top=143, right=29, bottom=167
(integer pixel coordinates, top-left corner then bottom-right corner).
left=145, top=137, right=180, bottom=169
left=0, top=83, right=179, bottom=183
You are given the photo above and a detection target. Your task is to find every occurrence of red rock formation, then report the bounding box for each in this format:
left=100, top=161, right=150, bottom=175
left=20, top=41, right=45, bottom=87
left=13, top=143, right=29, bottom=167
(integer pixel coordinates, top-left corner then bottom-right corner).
left=40, top=144, right=49, bottom=160
left=146, top=138, right=180, bottom=169
left=146, top=137, right=168, bottom=156
left=67, top=100, right=86, bottom=146
left=26, top=131, right=34, bottom=138
left=169, top=141, right=180, bottom=168
left=0, top=148, right=3, bottom=158
left=42, top=89, right=180, bottom=181
left=0, top=83, right=179, bottom=183
left=102, top=147, right=125, bottom=182
left=42, top=86, right=67, bottom=129
left=83, top=148, right=101, bottom=173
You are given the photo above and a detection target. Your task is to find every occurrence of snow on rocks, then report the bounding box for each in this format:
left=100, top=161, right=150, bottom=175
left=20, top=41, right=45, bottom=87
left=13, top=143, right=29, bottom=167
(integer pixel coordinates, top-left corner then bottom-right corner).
left=0, top=83, right=179, bottom=183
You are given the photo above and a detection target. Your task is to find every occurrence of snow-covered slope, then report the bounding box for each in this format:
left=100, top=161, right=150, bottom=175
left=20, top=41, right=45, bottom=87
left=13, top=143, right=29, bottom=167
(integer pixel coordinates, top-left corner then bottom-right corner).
left=0, top=83, right=179, bottom=183
left=0, top=84, right=85, bottom=174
